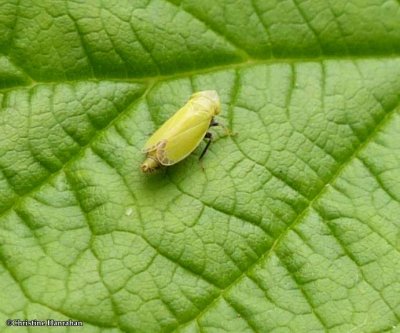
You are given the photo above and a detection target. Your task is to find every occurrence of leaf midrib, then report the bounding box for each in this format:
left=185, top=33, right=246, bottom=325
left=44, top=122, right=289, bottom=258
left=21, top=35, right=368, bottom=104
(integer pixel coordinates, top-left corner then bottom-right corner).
left=2, top=55, right=400, bottom=94
left=1, top=58, right=399, bottom=331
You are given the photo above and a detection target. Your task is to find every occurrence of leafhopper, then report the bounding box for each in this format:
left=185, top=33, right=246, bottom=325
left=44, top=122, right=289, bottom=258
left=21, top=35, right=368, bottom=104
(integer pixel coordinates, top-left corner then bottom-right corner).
left=141, top=90, right=222, bottom=173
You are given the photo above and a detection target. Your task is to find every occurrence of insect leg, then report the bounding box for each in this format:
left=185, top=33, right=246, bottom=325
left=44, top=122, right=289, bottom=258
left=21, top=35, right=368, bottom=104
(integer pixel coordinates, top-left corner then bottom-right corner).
left=210, top=118, right=235, bottom=136
left=199, top=132, right=212, bottom=160
left=209, top=119, right=219, bottom=127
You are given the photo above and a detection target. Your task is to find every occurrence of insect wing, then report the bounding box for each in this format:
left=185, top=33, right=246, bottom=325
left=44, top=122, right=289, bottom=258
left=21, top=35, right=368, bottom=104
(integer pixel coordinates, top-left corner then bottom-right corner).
left=157, top=116, right=211, bottom=165
left=143, top=95, right=215, bottom=151
left=142, top=100, right=198, bottom=153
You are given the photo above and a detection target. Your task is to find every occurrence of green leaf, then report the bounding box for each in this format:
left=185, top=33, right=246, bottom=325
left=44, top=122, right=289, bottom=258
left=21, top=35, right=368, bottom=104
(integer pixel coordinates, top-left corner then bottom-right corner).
left=1, top=1, right=400, bottom=332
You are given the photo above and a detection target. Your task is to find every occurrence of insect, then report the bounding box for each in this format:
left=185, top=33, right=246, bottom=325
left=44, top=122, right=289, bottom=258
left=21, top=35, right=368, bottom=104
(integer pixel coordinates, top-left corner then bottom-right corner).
left=141, top=90, right=222, bottom=173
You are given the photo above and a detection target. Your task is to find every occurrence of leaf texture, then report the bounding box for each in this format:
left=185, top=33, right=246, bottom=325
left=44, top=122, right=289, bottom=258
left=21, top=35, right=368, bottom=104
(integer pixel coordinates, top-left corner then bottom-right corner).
left=1, top=1, right=400, bottom=332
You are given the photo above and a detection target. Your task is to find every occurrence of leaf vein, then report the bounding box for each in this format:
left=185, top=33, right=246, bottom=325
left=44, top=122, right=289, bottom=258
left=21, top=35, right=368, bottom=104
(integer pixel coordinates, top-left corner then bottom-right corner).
left=0, top=86, right=147, bottom=217
left=163, top=0, right=250, bottom=59
left=174, top=77, right=400, bottom=331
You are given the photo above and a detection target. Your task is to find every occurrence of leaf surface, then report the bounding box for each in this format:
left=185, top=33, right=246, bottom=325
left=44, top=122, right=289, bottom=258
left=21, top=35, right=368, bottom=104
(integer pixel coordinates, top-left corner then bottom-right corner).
left=1, top=1, right=400, bottom=332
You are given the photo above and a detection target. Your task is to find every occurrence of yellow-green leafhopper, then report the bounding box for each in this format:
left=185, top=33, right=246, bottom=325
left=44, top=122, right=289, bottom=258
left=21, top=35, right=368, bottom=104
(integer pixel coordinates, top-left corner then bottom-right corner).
left=141, top=90, right=221, bottom=173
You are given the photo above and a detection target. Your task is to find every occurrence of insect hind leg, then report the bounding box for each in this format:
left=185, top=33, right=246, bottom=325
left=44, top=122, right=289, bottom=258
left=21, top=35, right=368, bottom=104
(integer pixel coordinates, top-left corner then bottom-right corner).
left=199, top=132, right=212, bottom=160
